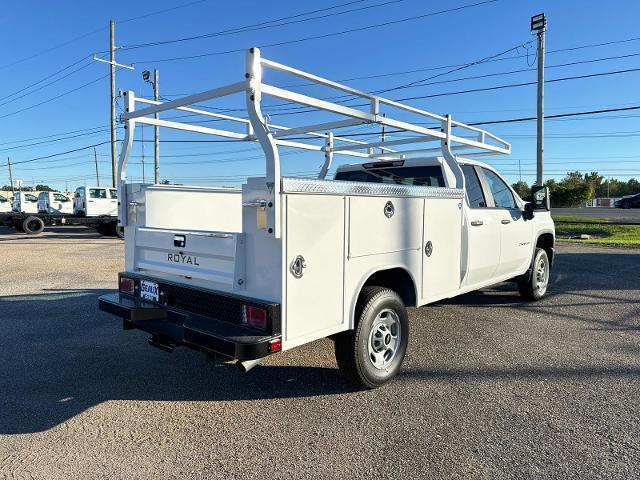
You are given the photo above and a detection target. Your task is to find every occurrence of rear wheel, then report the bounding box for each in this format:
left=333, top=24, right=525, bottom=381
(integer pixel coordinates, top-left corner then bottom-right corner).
left=518, top=248, right=550, bottom=300
left=334, top=287, right=409, bottom=389
left=22, top=216, right=45, bottom=235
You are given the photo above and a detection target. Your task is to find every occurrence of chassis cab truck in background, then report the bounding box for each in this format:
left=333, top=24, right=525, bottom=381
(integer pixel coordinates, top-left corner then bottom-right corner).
left=99, top=48, right=555, bottom=388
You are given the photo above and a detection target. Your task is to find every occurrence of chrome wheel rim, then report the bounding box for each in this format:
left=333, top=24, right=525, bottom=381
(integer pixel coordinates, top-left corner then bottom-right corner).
left=535, top=254, right=549, bottom=293
left=367, top=309, right=401, bottom=370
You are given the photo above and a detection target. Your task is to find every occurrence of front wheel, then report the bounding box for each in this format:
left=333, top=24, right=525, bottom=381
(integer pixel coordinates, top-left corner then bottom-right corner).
left=518, top=248, right=550, bottom=300
left=334, top=287, right=409, bottom=389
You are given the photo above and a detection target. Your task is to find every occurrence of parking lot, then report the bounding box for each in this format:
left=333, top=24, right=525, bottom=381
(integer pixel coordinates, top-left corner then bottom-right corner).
left=0, top=226, right=638, bottom=479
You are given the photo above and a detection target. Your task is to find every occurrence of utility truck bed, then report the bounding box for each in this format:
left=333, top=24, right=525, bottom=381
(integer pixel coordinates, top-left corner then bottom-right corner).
left=98, top=48, right=554, bottom=388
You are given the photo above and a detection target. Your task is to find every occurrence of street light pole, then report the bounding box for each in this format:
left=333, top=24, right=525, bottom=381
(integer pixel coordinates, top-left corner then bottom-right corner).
left=154, top=69, right=160, bottom=183
left=531, top=13, right=547, bottom=186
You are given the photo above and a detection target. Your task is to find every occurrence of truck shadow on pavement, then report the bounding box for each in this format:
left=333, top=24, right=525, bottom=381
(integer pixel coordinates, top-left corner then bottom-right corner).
left=0, top=289, right=357, bottom=434
left=1, top=248, right=638, bottom=434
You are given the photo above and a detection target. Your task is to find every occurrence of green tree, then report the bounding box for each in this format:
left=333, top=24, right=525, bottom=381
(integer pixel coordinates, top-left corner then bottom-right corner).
left=511, top=181, right=531, bottom=200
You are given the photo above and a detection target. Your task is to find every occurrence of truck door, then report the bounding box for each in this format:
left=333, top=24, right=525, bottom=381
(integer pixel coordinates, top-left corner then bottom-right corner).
left=479, top=168, right=533, bottom=277
left=460, top=165, right=501, bottom=287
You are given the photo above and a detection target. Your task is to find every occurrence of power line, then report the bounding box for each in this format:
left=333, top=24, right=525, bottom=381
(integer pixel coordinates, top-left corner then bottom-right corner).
left=120, top=0, right=396, bottom=50
left=118, top=0, right=210, bottom=24
left=0, top=125, right=110, bottom=146
left=129, top=0, right=499, bottom=63
left=265, top=66, right=640, bottom=116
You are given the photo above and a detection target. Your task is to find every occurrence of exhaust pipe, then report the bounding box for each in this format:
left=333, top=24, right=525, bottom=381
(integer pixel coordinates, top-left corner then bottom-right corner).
left=236, top=358, right=263, bottom=373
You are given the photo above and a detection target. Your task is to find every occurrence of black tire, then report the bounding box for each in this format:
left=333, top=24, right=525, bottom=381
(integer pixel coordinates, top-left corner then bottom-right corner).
left=94, top=223, right=110, bottom=236
left=22, top=216, right=45, bottom=235
left=518, top=248, right=550, bottom=301
left=334, top=286, right=409, bottom=389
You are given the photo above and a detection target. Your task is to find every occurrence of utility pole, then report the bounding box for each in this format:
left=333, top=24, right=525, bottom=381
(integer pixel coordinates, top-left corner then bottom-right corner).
left=154, top=69, right=160, bottom=183
left=92, top=21, right=134, bottom=188
left=531, top=13, right=547, bottom=186
left=7, top=157, right=14, bottom=193
left=109, top=20, right=116, bottom=188
left=94, top=148, right=100, bottom=187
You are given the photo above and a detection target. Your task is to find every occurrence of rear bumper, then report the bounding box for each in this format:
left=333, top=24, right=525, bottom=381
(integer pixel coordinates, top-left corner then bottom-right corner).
left=99, top=292, right=281, bottom=361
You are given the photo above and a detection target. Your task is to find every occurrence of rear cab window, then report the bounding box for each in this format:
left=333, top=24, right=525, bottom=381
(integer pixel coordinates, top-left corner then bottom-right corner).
left=109, top=189, right=118, bottom=199
left=461, top=165, right=487, bottom=208
left=334, top=164, right=445, bottom=187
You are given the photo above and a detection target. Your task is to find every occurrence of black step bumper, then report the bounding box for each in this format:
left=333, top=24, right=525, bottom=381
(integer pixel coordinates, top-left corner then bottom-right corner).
left=98, top=293, right=280, bottom=361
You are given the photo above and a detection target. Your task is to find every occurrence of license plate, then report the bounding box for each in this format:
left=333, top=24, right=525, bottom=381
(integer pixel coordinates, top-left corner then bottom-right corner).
left=140, top=280, right=159, bottom=302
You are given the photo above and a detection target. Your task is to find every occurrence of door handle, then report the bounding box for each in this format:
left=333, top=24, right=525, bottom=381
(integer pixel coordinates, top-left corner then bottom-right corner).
left=501, top=219, right=511, bottom=224
left=470, top=220, right=484, bottom=226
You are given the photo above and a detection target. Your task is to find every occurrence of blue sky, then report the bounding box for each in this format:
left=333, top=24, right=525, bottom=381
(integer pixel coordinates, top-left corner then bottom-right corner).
left=1, top=0, right=639, bottom=191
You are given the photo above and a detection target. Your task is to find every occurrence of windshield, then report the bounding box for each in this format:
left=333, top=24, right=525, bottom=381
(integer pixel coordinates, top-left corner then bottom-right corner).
left=335, top=165, right=445, bottom=187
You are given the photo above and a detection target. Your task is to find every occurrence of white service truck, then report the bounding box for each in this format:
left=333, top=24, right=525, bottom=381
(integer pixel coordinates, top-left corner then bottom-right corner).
left=99, top=49, right=555, bottom=388
left=38, top=191, right=74, bottom=214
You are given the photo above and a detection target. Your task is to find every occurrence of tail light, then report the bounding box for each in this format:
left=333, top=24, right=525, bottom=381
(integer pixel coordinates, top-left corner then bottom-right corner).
left=119, top=276, right=135, bottom=295
left=268, top=338, right=282, bottom=353
left=243, top=305, right=267, bottom=330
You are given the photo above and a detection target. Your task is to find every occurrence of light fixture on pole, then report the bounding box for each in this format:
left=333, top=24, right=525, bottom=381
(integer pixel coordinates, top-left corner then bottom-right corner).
left=531, top=13, right=547, bottom=186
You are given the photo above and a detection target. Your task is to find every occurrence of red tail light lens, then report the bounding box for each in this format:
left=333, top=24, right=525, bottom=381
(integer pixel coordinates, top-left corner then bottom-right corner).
left=119, top=277, right=135, bottom=295
left=243, top=305, right=267, bottom=330
left=268, top=338, right=282, bottom=353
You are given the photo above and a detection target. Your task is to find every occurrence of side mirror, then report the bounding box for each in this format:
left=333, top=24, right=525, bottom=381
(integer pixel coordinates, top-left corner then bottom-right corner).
left=523, top=202, right=535, bottom=220
left=530, top=185, right=550, bottom=211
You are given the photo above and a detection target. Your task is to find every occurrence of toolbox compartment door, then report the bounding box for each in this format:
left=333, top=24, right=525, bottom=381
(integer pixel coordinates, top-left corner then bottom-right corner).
left=285, top=194, right=345, bottom=347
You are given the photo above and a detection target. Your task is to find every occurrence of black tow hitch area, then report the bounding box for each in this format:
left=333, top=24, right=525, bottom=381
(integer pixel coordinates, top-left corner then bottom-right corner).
left=148, top=334, right=178, bottom=353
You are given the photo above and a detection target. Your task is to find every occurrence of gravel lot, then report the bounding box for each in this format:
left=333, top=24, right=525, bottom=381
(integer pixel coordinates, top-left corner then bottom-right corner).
left=0, top=226, right=638, bottom=479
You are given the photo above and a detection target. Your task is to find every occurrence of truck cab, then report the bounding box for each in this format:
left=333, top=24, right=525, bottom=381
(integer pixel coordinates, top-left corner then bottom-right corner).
left=74, top=186, right=118, bottom=216
left=12, top=191, right=38, bottom=214
left=38, top=191, right=74, bottom=214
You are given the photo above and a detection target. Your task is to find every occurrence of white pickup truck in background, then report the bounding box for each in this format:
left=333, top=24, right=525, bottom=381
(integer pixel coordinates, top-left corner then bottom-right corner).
left=99, top=48, right=555, bottom=388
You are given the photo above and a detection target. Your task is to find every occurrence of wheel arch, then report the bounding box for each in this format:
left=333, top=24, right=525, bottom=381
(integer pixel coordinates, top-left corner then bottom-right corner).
left=349, top=266, right=418, bottom=330
left=536, top=231, right=555, bottom=266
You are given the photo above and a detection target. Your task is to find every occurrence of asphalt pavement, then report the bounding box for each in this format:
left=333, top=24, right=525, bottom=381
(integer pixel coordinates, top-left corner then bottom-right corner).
left=0, top=226, right=638, bottom=479
left=553, top=207, right=640, bottom=223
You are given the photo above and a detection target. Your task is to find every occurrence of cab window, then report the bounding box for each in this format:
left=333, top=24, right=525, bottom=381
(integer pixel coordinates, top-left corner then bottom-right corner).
left=0, top=195, right=6, bottom=203
left=89, top=188, right=107, bottom=199
left=109, top=189, right=118, bottom=199
left=25, top=194, right=38, bottom=202
left=482, top=168, right=517, bottom=209
left=334, top=165, right=445, bottom=187
left=54, top=193, right=69, bottom=202
left=461, top=165, right=486, bottom=208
